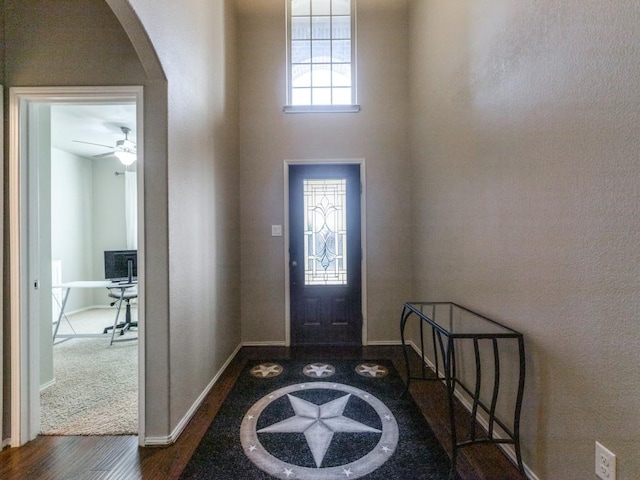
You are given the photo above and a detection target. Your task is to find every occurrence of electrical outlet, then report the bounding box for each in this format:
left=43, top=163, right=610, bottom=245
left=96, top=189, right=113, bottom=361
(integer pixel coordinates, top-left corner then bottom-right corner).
left=595, top=441, right=616, bottom=480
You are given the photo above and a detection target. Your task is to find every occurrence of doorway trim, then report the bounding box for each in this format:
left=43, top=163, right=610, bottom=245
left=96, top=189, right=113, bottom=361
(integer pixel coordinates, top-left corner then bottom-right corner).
left=9, top=86, right=145, bottom=446
left=283, top=158, right=367, bottom=347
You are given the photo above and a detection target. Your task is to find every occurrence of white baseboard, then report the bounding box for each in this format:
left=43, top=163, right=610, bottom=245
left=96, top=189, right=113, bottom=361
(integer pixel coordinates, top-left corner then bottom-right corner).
left=407, top=341, right=539, bottom=480
left=142, top=342, right=243, bottom=447
left=365, top=340, right=402, bottom=346
left=142, top=435, right=173, bottom=447
left=241, top=341, right=287, bottom=347
left=241, top=340, right=402, bottom=347
left=1, top=437, right=11, bottom=450
left=70, top=305, right=99, bottom=315
left=39, top=378, right=56, bottom=393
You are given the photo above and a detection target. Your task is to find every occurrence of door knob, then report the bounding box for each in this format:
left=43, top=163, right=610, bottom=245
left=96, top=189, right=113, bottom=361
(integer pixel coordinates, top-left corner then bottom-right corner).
left=291, top=260, right=297, bottom=268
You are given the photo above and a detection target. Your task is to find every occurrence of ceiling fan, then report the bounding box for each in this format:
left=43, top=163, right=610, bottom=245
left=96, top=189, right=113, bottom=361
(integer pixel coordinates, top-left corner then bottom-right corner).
left=73, top=126, right=137, bottom=166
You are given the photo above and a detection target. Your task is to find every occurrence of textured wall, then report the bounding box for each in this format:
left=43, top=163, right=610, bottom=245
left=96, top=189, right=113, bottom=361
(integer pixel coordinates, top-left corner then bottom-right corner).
left=125, top=0, right=241, bottom=435
left=2, top=0, right=148, bottom=443
left=237, top=0, right=411, bottom=345
left=2, top=0, right=241, bottom=443
left=409, top=1, right=640, bottom=478
left=4, top=1, right=145, bottom=86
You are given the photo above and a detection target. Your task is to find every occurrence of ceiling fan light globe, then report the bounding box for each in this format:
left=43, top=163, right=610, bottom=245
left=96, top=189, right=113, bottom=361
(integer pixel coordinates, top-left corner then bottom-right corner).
left=115, top=150, right=136, bottom=166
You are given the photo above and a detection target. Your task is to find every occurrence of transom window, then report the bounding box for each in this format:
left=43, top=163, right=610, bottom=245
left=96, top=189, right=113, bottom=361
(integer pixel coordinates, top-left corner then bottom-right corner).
left=285, top=0, right=359, bottom=112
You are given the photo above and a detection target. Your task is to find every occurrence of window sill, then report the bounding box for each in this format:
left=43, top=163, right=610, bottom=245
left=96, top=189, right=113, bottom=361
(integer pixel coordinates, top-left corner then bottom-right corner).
left=283, top=105, right=361, bottom=114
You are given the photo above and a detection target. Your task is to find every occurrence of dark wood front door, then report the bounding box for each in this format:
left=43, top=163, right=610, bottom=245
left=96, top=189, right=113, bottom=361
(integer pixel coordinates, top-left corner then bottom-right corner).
left=289, top=164, right=362, bottom=346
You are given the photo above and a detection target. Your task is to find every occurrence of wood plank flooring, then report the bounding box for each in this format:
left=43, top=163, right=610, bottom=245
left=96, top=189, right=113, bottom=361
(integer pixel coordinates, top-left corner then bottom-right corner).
left=0, top=346, right=526, bottom=479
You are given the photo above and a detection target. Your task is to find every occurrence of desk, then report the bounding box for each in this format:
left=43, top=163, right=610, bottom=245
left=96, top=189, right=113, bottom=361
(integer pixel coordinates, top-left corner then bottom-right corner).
left=52, top=280, right=135, bottom=342
left=399, top=302, right=525, bottom=478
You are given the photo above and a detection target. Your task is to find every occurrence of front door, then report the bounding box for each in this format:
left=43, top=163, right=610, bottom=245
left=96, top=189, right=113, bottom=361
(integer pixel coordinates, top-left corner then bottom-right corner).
left=289, top=164, right=362, bottom=346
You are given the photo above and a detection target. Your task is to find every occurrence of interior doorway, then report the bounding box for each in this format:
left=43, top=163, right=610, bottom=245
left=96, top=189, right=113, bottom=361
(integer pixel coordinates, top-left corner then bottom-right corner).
left=9, top=87, right=144, bottom=446
left=285, top=160, right=367, bottom=347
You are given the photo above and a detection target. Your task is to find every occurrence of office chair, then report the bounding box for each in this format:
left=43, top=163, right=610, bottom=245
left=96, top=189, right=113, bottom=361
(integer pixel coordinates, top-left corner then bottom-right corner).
left=103, top=285, right=138, bottom=345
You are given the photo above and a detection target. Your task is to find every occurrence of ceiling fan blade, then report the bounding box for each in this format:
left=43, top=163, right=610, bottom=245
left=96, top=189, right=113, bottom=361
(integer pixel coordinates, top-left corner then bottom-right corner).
left=93, top=151, right=116, bottom=158
left=73, top=140, right=114, bottom=149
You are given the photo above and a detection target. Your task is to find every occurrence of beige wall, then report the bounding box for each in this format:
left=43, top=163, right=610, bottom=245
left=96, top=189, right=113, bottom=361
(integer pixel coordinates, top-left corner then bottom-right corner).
left=4, top=1, right=145, bottom=86
left=4, top=2, right=638, bottom=477
left=237, top=0, right=411, bottom=345
left=1, top=0, right=149, bottom=441
left=2, top=0, right=241, bottom=443
left=124, top=0, right=241, bottom=436
left=409, top=1, right=640, bottom=479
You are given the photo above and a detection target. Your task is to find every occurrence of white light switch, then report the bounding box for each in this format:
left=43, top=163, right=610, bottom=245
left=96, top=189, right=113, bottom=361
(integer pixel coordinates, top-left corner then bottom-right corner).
left=271, top=225, right=282, bottom=237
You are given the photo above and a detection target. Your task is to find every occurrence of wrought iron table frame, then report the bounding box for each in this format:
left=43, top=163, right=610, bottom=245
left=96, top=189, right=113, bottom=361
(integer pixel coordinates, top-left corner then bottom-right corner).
left=400, top=302, right=526, bottom=478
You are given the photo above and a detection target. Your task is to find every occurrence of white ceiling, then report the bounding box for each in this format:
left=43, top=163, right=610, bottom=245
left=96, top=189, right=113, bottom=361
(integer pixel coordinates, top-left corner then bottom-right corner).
left=51, top=104, right=136, bottom=160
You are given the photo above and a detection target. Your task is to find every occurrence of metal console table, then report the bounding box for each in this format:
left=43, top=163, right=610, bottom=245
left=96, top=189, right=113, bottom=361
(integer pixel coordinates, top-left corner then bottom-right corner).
left=400, top=302, right=526, bottom=478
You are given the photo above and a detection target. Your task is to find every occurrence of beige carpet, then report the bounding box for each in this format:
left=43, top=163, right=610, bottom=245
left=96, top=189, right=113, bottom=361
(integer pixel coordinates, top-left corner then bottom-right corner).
left=41, top=308, right=138, bottom=435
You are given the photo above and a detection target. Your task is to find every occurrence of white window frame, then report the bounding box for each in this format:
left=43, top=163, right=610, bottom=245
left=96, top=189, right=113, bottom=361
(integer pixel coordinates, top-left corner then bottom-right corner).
left=284, top=0, right=360, bottom=114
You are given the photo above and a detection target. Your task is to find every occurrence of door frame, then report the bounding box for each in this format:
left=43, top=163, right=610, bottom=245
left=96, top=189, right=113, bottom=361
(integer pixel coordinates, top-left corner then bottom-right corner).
left=283, top=158, right=367, bottom=347
left=9, top=86, right=145, bottom=446
left=0, top=85, right=4, bottom=448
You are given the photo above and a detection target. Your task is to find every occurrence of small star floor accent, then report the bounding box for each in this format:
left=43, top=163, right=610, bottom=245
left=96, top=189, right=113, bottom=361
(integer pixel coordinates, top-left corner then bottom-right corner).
left=180, top=359, right=457, bottom=480
left=251, top=363, right=284, bottom=378
left=303, top=362, right=336, bottom=378
left=355, top=363, right=389, bottom=378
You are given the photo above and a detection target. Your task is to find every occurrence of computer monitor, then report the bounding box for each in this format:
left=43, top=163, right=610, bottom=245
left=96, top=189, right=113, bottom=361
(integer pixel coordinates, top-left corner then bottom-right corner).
left=104, top=250, right=137, bottom=283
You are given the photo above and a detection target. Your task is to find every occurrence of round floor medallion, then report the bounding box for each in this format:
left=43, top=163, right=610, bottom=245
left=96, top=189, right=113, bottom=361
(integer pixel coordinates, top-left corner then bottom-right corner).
left=240, top=382, right=398, bottom=479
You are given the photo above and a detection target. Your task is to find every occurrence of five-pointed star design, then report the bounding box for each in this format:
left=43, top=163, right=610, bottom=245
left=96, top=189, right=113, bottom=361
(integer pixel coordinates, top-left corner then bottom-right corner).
left=304, top=363, right=334, bottom=377
left=252, top=364, right=282, bottom=378
left=258, top=393, right=381, bottom=468
left=356, top=364, right=387, bottom=378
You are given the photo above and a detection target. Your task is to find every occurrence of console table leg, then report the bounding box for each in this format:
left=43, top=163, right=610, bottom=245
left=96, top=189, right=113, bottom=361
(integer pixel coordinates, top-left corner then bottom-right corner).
left=400, top=306, right=412, bottom=397
left=445, top=338, right=458, bottom=478
left=514, top=337, right=527, bottom=474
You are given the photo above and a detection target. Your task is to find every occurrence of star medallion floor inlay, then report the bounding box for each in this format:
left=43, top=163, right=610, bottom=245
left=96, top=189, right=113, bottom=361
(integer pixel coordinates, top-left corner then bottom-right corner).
left=250, top=363, right=284, bottom=378
left=355, top=363, right=389, bottom=378
left=240, top=382, right=399, bottom=479
left=303, top=363, right=336, bottom=378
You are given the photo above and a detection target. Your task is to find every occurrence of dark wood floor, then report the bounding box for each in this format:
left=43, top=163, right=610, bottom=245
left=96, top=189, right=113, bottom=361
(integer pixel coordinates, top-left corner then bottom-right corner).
left=0, top=346, right=526, bottom=479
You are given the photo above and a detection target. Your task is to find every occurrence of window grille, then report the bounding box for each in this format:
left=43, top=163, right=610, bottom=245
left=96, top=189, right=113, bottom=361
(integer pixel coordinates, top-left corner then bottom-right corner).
left=286, top=0, right=358, bottom=111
